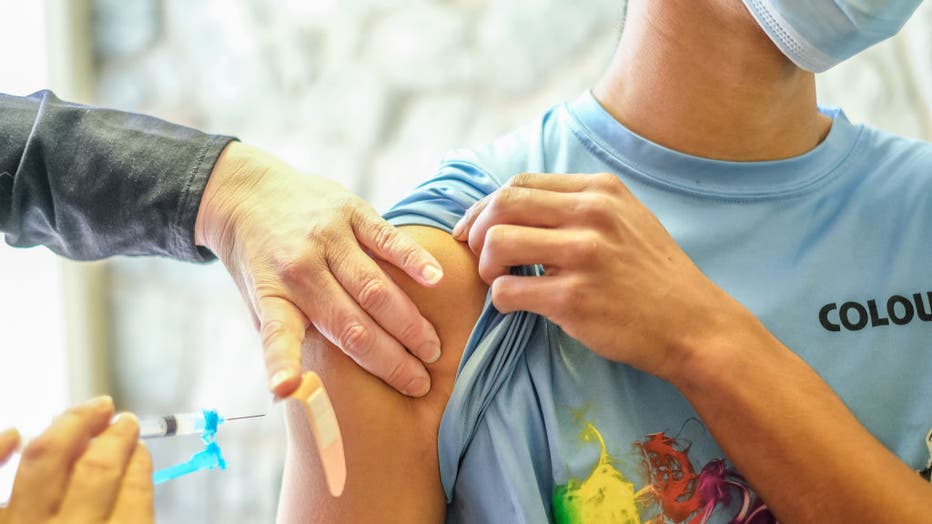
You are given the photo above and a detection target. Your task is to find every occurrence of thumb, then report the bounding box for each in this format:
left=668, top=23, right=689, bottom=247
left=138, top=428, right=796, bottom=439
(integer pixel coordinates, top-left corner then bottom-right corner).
left=258, top=295, right=307, bottom=398
left=0, top=428, right=20, bottom=467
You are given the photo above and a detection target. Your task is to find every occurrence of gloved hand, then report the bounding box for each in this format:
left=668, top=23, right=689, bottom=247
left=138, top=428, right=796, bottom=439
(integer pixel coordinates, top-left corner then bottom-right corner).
left=196, top=142, right=445, bottom=398
left=0, top=397, right=154, bottom=524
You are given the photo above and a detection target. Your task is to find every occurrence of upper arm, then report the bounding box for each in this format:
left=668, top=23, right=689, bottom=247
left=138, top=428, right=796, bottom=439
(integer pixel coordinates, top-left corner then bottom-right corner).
left=278, top=226, right=487, bottom=523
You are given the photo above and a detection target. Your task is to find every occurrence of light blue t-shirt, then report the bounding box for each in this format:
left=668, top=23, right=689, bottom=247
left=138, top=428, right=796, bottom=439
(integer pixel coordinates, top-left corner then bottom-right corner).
left=384, top=92, right=932, bottom=523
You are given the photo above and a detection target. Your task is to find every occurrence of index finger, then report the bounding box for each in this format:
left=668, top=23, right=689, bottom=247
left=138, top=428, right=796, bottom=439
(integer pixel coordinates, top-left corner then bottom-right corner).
left=463, top=188, right=578, bottom=255
left=352, top=207, right=444, bottom=287
left=452, top=173, right=591, bottom=241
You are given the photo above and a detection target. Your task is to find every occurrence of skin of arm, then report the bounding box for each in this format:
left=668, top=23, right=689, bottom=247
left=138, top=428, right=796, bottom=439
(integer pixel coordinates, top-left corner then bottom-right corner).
left=277, top=226, right=487, bottom=523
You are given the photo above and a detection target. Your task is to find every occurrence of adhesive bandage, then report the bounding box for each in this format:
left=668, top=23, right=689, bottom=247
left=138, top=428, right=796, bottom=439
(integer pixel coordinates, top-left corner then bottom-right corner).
left=289, top=371, right=346, bottom=497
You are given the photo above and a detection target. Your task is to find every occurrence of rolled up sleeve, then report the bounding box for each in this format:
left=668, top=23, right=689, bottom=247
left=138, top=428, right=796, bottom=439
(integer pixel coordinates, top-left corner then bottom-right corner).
left=0, top=90, right=235, bottom=262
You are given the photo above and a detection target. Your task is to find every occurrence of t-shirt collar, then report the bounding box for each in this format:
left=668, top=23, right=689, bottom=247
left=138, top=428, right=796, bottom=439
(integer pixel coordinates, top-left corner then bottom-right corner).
left=564, top=90, right=863, bottom=199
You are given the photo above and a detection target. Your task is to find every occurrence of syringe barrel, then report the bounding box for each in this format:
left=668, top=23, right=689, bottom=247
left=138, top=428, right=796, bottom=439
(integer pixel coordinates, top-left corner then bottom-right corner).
left=139, top=412, right=207, bottom=439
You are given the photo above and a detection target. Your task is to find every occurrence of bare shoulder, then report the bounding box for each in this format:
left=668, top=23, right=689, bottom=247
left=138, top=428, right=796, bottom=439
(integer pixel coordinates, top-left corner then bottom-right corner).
left=278, top=226, right=487, bottom=523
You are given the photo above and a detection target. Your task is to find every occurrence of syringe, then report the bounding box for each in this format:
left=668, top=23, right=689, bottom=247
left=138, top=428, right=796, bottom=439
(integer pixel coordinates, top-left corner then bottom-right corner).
left=137, top=411, right=263, bottom=439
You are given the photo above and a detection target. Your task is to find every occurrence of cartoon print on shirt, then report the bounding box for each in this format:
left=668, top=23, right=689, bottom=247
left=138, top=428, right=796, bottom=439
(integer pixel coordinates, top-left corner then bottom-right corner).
left=553, top=417, right=777, bottom=523
left=552, top=422, right=650, bottom=524
left=635, top=432, right=773, bottom=523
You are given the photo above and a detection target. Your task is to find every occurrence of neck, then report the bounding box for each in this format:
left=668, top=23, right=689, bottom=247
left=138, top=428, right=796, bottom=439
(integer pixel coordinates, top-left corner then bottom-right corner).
left=593, top=0, right=832, bottom=161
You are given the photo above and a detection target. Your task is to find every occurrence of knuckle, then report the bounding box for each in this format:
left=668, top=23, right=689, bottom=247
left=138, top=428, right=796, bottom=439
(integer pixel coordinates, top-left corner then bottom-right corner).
left=395, top=317, right=423, bottom=347
left=121, top=473, right=155, bottom=501
left=490, top=280, right=510, bottom=306
left=554, top=279, right=585, bottom=311
left=21, top=434, right=60, bottom=461
left=317, top=227, right=352, bottom=258
left=276, top=256, right=307, bottom=284
left=397, top=245, right=423, bottom=273
left=123, top=474, right=155, bottom=497
left=572, top=193, right=600, bottom=217
left=575, top=193, right=615, bottom=226
left=483, top=191, right=509, bottom=219
left=356, top=277, right=390, bottom=312
left=484, top=224, right=509, bottom=250
left=570, top=232, right=600, bottom=261
left=509, top=172, right=534, bottom=188
left=307, top=221, right=334, bottom=243
left=499, top=186, right=519, bottom=202
left=260, top=318, right=290, bottom=347
left=76, top=454, right=122, bottom=481
left=369, top=222, right=398, bottom=253
left=126, top=471, right=154, bottom=493
left=496, top=187, right=522, bottom=210
left=590, top=173, right=621, bottom=193
left=134, top=448, right=154, bottom=477
left=478, top=258, right=497, bottom=284
left=383, top=359, right=411, bottom=389
left=337, top=323, right=371, bottom=360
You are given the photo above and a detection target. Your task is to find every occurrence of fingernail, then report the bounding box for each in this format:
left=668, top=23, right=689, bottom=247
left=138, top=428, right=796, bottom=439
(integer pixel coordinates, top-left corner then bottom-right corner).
left=421, top=264, right=443, bottom=285
left=452, top=217, right=466, bottom=239
left=403, top=375, right=431, bottom=397
left=115, top=412, right=139, bottom=428
left=270, top=370, right=294, bottom=392
left=87, top=395, right=113, bottom=409
left=422, top=342, right=442, bottom=364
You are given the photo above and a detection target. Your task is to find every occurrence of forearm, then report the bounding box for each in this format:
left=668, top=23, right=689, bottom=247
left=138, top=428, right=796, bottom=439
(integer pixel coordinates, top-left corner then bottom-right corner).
left=0, top=90, right=234, bottom=261
left=672, top=301, right=932, bottom=523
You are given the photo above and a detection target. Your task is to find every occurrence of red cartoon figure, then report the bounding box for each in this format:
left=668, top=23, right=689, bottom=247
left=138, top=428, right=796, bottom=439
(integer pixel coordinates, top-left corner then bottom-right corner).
left=636, top=432, right=775, bottom=524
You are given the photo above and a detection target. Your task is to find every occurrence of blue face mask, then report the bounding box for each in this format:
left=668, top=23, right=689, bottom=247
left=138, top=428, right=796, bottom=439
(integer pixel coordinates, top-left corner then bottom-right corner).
left=741, top=0, right=923, bottom=72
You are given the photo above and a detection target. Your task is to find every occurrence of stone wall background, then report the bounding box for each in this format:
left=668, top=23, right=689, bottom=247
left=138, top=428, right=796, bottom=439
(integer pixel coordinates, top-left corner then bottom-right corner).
left=88, top=1, right=931, bottom=522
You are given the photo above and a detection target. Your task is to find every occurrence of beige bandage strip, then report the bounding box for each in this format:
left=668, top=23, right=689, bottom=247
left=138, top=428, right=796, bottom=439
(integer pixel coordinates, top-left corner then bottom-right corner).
left=288, top=371, right=346, bottom=497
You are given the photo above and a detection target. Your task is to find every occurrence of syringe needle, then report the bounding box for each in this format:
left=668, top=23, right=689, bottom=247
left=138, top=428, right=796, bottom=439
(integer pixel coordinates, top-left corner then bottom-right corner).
left=224, top=414, right=265, bottom=422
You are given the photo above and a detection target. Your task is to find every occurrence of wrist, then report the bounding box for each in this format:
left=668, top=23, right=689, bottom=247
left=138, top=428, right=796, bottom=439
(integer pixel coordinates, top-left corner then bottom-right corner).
left=195, top=141, right=262, bottom=257
left=662, top=289, right=779, bottom=392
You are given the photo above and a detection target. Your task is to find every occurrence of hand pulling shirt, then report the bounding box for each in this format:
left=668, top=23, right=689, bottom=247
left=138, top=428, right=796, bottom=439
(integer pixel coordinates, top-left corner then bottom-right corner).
left=0, top=90, right=234, bottom=262
left=384, top=91, right=932, bottom=523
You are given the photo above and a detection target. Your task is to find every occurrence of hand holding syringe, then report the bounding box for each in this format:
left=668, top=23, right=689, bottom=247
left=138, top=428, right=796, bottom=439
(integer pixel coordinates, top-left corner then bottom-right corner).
left=3, top=372, right=344, bottom=501
left=0, top=397, right=153, bottom=522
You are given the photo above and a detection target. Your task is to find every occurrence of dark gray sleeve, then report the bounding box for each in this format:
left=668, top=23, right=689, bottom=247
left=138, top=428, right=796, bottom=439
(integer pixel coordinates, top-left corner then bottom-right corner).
left=0, top=90, right=236, bottom=262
